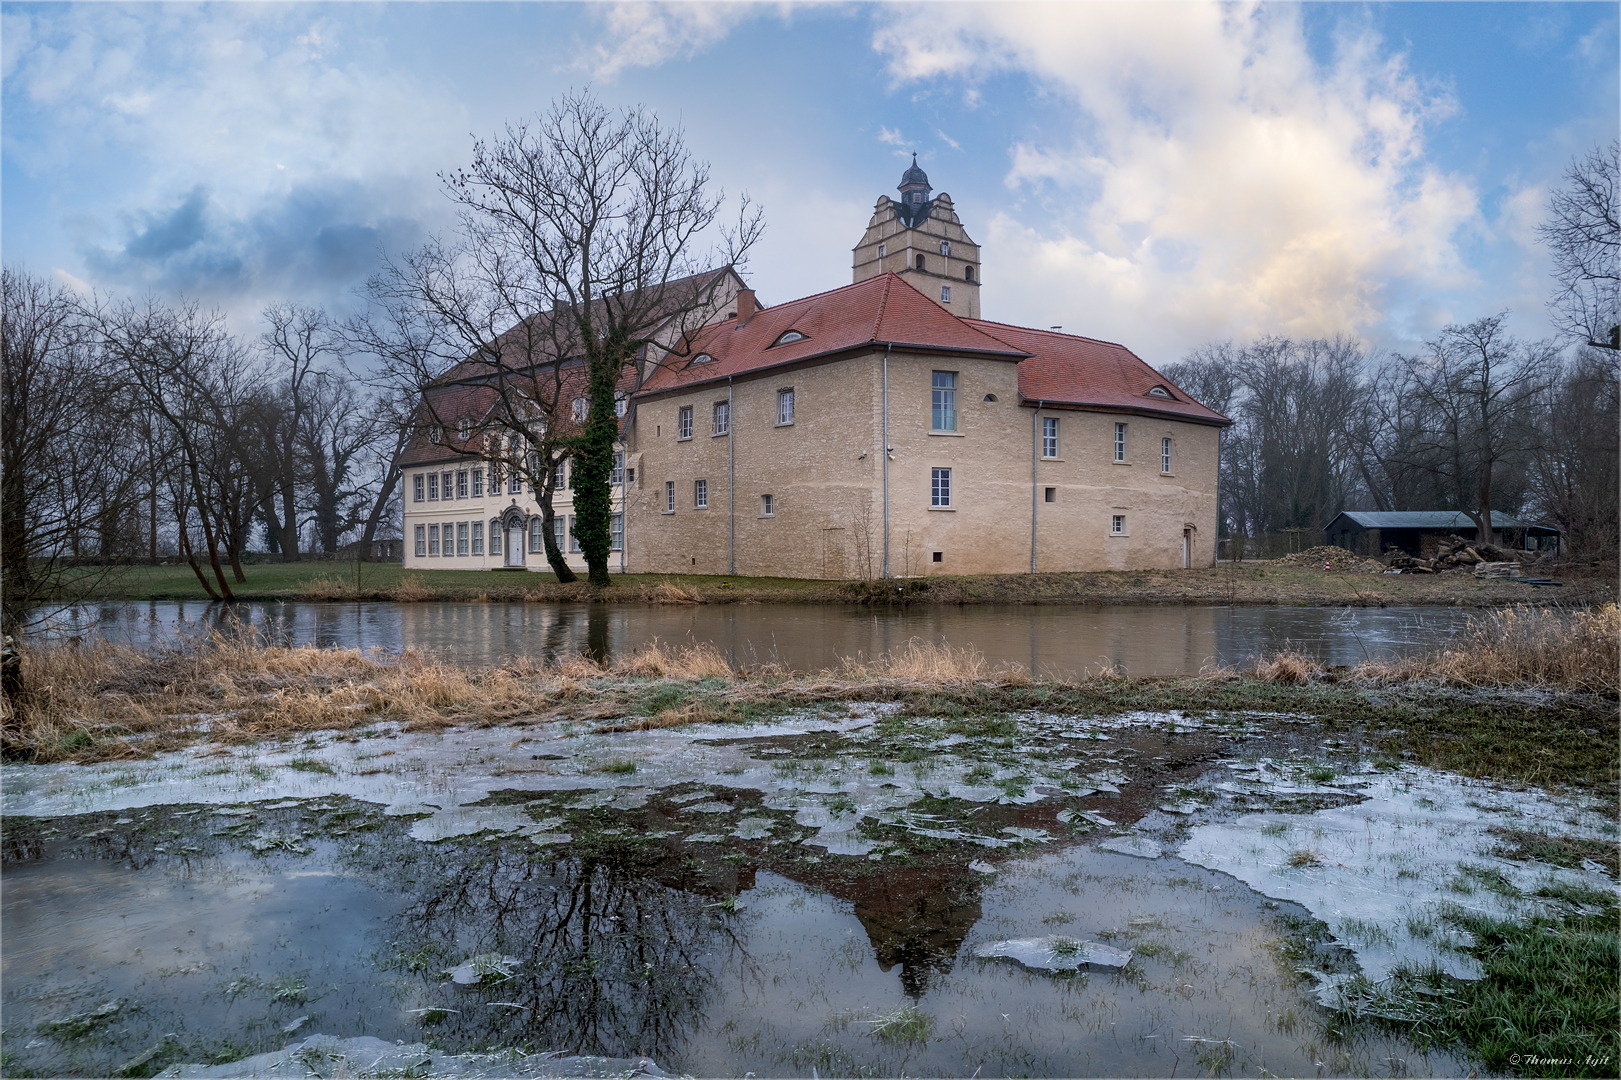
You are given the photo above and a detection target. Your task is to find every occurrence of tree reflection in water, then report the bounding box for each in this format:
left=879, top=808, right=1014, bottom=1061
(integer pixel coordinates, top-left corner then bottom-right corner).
left=383, top=842, right=757, bottom=1063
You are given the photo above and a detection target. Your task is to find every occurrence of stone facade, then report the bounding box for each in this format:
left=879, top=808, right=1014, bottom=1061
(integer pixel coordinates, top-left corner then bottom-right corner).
left=852, top=158, right=982, bottom=320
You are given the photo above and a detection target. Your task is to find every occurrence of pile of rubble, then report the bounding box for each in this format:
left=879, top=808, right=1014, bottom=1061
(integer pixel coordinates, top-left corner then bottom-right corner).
left=1386, top=534, right=1521, bottom=576
left=1273, top=545, right=1386, bottom=573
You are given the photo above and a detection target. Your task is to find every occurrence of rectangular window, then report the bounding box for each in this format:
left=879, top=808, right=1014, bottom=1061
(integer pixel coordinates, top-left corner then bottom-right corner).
left=554, top=459, right=567, bottom=489
left=931, top=467, right=951, bottom=507
left=1114, top=423, right=1127, bottom=462
left=456, top=522, right=469, bottom=556
left=760, top=494, right=774, bottom=517
left=1042, top=417, right=1058, bottom=459
left=413, top=474, right=424, bottom=502
left=428, top=524, right=440, bottom=555
left=427, top=473, right=439, bottom=501
left=677, top=406, right=693, bottom=440
left=712, top=401, right=729, bottom=436
left=1162, top=437, right=1173, bottom=473
left=932, top=371, right=957, bottom=431
left=666, top=480, right=675, bottom=512
left=940, top=284, right=952, bottom=303
left=456, top=470, right=468, bottom=499
left=443, top=522, right=454, bottom=554
left=1045, top=487, right=1056, bottom=503
left=414, top=524, right=426, bottom=556
left=472, top=468, right=484, bottom=497
left=442, top=473, right=454, bottom=501
left=610, top=514, right=623, bottom=551
left=471, top=522, right=483, bottom=555
left=572, top=397, right=587, bottom=423
left=489, top=524, right=501, bottom=555
left=694, top=478, right=708, bottom=508
left=1112, top=514, right=1125, bottom=535
left=569, top=517, right=581, bottom=553
left=553, top=516, right=565, bottom=552
left=530, top=519, right=544, bottom=554
left=611, top=451, right=625, bottom=486
left=777, top=388, right=795, bottom=426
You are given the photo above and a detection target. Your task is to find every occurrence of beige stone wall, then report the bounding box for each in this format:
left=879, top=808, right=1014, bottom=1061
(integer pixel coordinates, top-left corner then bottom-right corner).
left=626, top=348, right=1222, bottom=578
left=852, top=195, right=982, bottom=319
left=401, top=457, right=627, bottom=573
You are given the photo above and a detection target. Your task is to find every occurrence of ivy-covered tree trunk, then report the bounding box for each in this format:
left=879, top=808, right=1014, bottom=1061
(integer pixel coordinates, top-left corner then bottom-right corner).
left=536, top=486, right=576, bottom=583
left=574, top=340, right=622, bottom=588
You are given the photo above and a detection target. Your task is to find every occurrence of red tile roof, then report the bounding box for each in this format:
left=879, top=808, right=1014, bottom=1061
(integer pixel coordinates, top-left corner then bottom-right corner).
left=966, top=320, right=1231, bottom=426
left=637, top=274, right=1027, bottom=394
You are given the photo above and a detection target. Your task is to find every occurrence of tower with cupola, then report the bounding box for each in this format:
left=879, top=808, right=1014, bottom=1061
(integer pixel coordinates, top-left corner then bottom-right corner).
left=852, top=154, right=982, bottom=319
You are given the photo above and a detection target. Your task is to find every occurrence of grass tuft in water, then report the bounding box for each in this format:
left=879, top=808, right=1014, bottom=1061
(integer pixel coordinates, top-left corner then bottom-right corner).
left=865, top=1004, right=934, bottom=1044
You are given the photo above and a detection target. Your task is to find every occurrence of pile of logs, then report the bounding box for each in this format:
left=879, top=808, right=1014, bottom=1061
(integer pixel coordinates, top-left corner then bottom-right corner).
left=1386, top=534, right=1520, bottom=575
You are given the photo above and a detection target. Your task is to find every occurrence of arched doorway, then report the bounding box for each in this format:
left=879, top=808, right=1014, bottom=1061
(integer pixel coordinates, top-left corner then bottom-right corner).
left=500, top=507, right=528, bottom=568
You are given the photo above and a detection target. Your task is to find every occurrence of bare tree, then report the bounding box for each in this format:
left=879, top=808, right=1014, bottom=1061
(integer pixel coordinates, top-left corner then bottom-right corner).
left=1538, top=139, right=1619, bottom=351
left=1396, top=314, right=1553, bottom=544
left=255, top=303, right=338, bottom=560
left=1527, top=347, right=1620, bottom=557
left=1, top=268, right=142, bottom=636
left=438, top=90, right=763, bottom=586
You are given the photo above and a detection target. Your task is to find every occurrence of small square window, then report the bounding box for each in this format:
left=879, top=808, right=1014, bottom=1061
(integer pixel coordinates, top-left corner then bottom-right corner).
left=666, top=481, right=675, bottom=512
left=760, top=493, right=774, bottom=517
left=694, top=478, right=708, bottom=508
left=932, top=551, right=943, bottom=563
left=1112, top=515, right=1125, bottom=535
left=777, top=388, right=795, bottom=426
left=678, top=406, right=693, bottom=440
left=1044, top=487, right=1056, bottom=503
left=931, top=467, right=951, bottom=507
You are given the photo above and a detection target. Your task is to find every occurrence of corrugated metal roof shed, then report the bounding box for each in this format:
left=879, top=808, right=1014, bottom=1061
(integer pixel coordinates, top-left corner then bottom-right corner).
left=1329, top=511, right=1528, bottom=530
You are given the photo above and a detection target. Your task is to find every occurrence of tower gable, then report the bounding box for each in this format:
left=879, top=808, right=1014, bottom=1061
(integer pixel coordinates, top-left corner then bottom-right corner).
left=852, top=158, right=982, bottom=319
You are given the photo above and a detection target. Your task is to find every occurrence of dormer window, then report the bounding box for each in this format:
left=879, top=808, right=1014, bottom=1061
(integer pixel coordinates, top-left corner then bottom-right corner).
left=429, top=424, right=443, bottom=444
left=691, top=353, right=713, bottom=365
left=909, top=191, right=923, bottom=205
left=772, top=330, right=806, bottom=347
left=457, top=419, right=470, bottom=442
left=615, top=393, right=628, bottom=418
left=1147, top=386, right=1174, bottom=399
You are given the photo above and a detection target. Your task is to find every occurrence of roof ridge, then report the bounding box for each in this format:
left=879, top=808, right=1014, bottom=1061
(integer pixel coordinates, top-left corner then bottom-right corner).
left=873, top=273, right=894, bottom=340
left=964, top=317, right=1129, bottom=351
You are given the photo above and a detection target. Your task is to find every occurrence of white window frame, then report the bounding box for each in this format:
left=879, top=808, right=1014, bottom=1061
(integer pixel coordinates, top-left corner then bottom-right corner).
left=614, top=393, right=628, bottom=418
left=777, top=388, right=795, bottom=426
left=1161, top=437, right=1173, bottom=473
left=1042, top=416, right=1059, bottom=459
left=427, top=473, right=439, bottom=501
left=931, top=371, right=957, bottom=432
left=442, top=473, right=454, bottom=500
left=940, top=284, right=951, bottom=303
left=553, top=516, right=566, bottom=551
left=572, top=397, right=588, bottom=423
left=610, top=514, right=623, bottom=552
left=712, top=400, right=730, bottom=436
left=471, top=467, right=484, bottom=497
left=611, top=451, right=625, bottom=486
left=443, top=521, right=454, bottom=554
left=677, top=406, right=693, bottom=440
left=428, top=524, right=440, bottom=555
left=413, top=474, right=424, bottom=502
left=509, top=469, right=522, bottom=494
left=665, top=480, right=676, bottom=512
left=931, top=467, right=951, bottom=507
left=456, top=470, right=468, bottom=499
left=554, top=459, right=567, bottom=489
left=878, top=242, right=886, bottom=258
left=457, top=419, right=470, bottom=442
left=456, top=522, right=469, bottom=556
left=471, top=522, right=483, bottom=555
left=414, top=524, right=426, bottom=556
left=569, top=516, right=581, bottom=553
left=1112, top=514, right=1126, bottom=535
left=694, top=478, right=708, bottom=508
left=760, top=493, right=774, bottom=517
left=530, top=518, right=545, bottom=554
left=940, top=240, right=951, bottom=256
left=1114, top=423, right=1127, bottom=463
left=489, top=523, right=501, bottom=556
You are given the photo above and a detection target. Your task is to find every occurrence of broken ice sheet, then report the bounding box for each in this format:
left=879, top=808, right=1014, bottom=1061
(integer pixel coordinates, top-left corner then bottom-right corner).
left=1097, top=835, right=1163, bottom=859
left=975, top=936, right=1133, bottom=971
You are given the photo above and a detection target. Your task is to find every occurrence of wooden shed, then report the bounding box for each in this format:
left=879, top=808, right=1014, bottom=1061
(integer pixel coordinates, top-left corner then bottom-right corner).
left=1324, top=511, right=1561, bottom=558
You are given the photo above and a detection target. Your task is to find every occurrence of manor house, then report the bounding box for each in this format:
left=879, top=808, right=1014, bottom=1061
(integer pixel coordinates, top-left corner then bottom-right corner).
left=400, top=159, right=1229, bottom=578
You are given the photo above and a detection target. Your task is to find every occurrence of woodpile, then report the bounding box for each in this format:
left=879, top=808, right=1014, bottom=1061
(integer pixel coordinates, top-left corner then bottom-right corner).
left=1274, top=545, right=1385, bottom=573
left=1386, top=534, right=1522, bottom=575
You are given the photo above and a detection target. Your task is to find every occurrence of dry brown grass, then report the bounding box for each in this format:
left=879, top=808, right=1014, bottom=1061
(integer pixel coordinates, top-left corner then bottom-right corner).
left=836, top=638, right=1033, bottom=687
left=1353, top=603, right=1619, bottom=694
left=1254, top=650, right=1326, bottom=685
left=392, top=575, right=437, bottom=602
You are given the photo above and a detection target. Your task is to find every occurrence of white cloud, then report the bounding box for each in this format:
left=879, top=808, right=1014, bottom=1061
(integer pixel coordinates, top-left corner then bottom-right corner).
left=872, top=2, right=1481, bottom=352
left=586, top=2, right=767, bottom=79
left=877, top=124, right=909, bottom=146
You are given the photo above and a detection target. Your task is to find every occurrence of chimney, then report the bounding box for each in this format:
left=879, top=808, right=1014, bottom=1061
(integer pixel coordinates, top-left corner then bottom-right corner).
left=735, top=289, right=755, bottom=324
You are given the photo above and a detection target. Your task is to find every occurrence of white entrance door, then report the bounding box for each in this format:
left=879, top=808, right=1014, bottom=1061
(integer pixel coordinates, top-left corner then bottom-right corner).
left=507, top=527, right=525, bottom=566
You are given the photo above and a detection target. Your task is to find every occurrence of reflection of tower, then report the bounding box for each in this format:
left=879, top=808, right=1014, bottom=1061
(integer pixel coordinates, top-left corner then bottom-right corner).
left=848, top=868, right=984, bottom=996
left=852, top=153, right=983, bottom=319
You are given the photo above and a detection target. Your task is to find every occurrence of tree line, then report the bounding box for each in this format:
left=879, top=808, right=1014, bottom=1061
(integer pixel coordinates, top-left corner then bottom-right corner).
left=2, top=270, right=409, bottom=625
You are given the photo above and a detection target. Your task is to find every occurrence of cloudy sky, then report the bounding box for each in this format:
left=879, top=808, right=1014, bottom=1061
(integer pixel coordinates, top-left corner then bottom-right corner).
left=3, top=2, right=1615, bottom=362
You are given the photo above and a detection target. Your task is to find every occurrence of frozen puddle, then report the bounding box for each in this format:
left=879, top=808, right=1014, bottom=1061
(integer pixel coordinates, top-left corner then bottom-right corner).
left=1179, top=766, right=1616, bottom=1000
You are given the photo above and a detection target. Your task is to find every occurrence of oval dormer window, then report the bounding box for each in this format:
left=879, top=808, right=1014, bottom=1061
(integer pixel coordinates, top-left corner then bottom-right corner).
left=692, top=353, right=714, bottom=365
left=1148, top=386, right=1173, bottom=399
left=773, top=330, right=806, bottom=347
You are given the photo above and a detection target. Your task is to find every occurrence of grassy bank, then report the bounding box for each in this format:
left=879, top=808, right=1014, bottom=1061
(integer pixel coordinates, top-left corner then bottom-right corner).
left=6, top=604, right=1616, bottom=796
left=61, top=559, right=1620, bottom=608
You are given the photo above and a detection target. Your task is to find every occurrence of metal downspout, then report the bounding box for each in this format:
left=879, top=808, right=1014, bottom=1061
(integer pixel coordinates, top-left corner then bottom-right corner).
left=881, top=345, right=892, bottom=579
left=1031, top=401, right=1042, bottom=573
left=728, top=375, right=735, bottom=576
